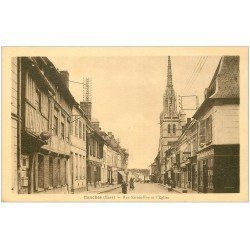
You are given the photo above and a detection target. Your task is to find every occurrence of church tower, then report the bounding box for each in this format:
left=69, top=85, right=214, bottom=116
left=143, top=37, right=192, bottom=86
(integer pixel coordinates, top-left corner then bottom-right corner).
left=159, top=56, right=181, bottom=181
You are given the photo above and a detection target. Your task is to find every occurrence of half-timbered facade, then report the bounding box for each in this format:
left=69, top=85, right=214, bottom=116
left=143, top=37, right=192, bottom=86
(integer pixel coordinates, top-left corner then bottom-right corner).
left=20, top=57, right=75, bottom=194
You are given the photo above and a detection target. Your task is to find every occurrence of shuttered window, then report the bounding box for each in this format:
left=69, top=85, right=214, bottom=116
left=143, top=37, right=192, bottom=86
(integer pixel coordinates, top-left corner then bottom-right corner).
left=79, top=120, right=82, bottom=139
left=53, top=108, right=59, bottom=136
left=82, top=124, right=85, bottom=141
left=199, top=120, right=206, bottom=146
left=206, top=115, right=212, bottom=144
left=75, top=119, right=78, bottom=137
left=61, top=114, right=65, bottom=140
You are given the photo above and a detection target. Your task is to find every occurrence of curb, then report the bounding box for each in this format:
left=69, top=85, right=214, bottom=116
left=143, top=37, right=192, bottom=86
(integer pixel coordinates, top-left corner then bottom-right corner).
left=158, top=183, right=179, bottom=193
left=97, top=186, right=120, bottom=194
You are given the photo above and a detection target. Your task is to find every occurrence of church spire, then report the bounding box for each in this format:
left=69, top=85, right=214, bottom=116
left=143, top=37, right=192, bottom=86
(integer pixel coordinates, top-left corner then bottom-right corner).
left=167, top=56, right=173, bottom=87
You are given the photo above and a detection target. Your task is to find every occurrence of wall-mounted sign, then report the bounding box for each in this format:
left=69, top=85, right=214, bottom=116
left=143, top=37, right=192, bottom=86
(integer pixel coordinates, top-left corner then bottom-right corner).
left=197, top=148, right=214, bottom=160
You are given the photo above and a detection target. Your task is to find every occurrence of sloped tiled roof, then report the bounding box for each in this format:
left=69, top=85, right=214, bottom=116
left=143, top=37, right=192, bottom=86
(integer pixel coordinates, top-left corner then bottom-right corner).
left=210, top=56, right=239, bottom=99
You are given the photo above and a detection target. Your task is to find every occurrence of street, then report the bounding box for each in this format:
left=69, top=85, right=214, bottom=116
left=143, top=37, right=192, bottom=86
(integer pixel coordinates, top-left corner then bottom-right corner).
left=105, top=182, right=171, bottom=194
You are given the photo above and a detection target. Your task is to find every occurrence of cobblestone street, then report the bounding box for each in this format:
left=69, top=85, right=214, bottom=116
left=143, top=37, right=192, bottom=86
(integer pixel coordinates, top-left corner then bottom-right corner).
left=104, top=183, right=172, bottom=194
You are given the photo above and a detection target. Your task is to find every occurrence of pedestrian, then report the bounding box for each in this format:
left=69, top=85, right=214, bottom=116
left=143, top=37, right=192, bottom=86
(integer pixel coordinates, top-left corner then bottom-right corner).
left=121, top=180, right=128, bottom=194
left=168, top=178, right=173, bottom=191
left=129, top=177, right=135, bottom=190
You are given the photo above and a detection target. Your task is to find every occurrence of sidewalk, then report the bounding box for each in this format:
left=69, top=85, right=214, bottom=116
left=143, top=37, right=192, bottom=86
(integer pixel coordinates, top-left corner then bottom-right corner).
left=83, top=184, right=121, bottom=194
left=158, top=183, right=197, bottom=193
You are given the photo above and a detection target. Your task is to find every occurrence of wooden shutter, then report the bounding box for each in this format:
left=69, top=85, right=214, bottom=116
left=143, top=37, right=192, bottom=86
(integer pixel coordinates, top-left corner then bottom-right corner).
left=49, top=157, right=53, bottom=187
left=199, top=120, right=206, bottom=146
left=206, top=115, right=212, bottom=144
left=44, top=155, right=49, bottom=189
left=53, top=158, right=58, bottom=187
left=38, top=155, right=44, bottom=189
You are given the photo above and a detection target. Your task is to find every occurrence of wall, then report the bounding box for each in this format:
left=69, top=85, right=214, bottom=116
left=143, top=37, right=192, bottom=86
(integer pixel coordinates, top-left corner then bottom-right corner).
left=198, top=104, right=239, bottom=152
left=70, top=106, right=87, bottom=191
left=214, top=104, right=239, bottom=145
left=11, top=57, right=18, bottom=191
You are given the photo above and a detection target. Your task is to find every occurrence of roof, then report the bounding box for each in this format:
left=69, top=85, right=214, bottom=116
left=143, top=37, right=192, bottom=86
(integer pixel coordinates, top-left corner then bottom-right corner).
left=211, top=56, right=239, bottom=99
left=193, top=56, right=239, bottom=119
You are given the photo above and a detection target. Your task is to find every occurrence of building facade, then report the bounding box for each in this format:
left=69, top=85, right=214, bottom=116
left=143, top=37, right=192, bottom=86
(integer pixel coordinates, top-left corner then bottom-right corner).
left=69, top=104, right=87, bottom=193
left=159, top=56, right=183, bottom=183
left=20, top=57, right=75, bottom=194
left=11, top=57, right=21, bottom=193
left=162, top=56, right=240, bottom=193
left=193, top=56, right=240, bottom=193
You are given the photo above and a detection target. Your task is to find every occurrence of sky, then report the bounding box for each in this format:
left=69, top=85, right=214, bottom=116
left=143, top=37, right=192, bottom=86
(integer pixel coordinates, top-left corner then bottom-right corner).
left=50, top=56, right=221, bottom=169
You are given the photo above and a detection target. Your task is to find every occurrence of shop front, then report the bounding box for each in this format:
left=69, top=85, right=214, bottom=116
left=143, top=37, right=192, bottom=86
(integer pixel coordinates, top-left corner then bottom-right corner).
left=197, top=145, right=239, bottom=193
left=118, top=170, right=126, bottom=184
left=87, top=160, right=102, bottom=188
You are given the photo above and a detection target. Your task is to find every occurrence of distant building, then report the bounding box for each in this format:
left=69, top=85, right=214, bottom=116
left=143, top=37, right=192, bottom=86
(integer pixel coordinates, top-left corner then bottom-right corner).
left=159, top=56, right=183, bottom=183
left=70, top=104, right=87, bottom=193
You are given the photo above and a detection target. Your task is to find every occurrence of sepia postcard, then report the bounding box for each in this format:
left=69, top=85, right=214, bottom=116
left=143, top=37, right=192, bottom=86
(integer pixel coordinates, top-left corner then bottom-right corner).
left=1, top=46, right=248, bottom=202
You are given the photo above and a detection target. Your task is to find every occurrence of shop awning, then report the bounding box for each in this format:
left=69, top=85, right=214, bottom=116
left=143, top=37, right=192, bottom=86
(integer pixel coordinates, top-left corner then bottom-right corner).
left=118, top=171, right=126, bottom=179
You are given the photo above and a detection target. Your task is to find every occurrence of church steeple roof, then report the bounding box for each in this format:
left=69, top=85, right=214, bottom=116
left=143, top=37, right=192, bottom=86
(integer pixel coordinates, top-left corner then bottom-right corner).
left=167, top=56, right=173, bottom=87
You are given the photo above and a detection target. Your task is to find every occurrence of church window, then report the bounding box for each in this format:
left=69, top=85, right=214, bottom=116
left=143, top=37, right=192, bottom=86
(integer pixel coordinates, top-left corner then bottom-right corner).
left=173, top=124, right=176, bottom=134
left=168, top=124, right=171, bottom=133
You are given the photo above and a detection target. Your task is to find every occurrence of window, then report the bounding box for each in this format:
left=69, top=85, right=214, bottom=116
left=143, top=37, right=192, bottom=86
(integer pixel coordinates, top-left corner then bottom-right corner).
left=66, top=120, right=70, bottom=142
left=93, top=140, right=96, bottom=157
left=168, top=124, right=171, bottom=133
left=48, top=100, right=51, bottom=131
left=61, top=114, right=65, bottom=140
left=75, top=153, right=78, bottom=180
left=75, top=119, right=78, bottom=137
left=103, top=151, right=106, bottom=162
left=35, top=89, right=42, bottom=112
left=82, top=124, right=85, bottom=141
left=82, top=157, right=85, bottom=179
left=206, top=115, right=212, bottom=144
left=79, top=155, right=82, bottom=179
left=199, top=116, right=212, bottom=146
left=53, top=108, right=59, bottom=136
left=173, top=124, right=176, bottom=134
left=79, top=120, right=82, bottom=139
left=199, top=120, right=206, bottom=146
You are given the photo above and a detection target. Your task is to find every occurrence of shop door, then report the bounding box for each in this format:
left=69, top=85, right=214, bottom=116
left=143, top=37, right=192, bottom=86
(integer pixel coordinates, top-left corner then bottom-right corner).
left=203, top=164, right=208, bottom=193
left=191, top=164, right=197, bottom=190
left=70, top=153, right=74, bottom=192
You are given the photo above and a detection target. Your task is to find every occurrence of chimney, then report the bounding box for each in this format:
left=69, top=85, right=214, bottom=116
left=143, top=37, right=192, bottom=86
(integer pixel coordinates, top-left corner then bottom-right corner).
left=179, top=109, right=186, bottom=127
left=60, top=71, right=69, bottom=88
left=107, top=132, right=114, bottom=139
left=91, top=119, right=100, bottom=131
left=80, top=101, right=92, bottom=120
